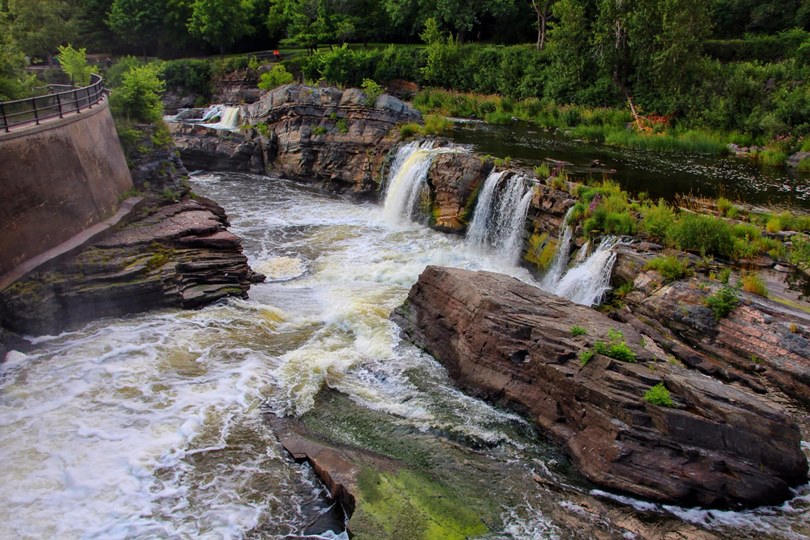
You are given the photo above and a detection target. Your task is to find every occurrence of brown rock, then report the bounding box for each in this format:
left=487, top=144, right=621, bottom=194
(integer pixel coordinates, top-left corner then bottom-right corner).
left=392, top=266, right=808, bottom=508
left=425, top=153, right=493, bottom=233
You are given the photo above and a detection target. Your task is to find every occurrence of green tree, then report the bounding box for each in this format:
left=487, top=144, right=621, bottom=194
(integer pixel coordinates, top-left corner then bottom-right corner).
left=384, top=0, right=513, bottom=42
left=107, top=0, right=164, bottom=59
left=0, top=13, right=35, bottom=100
left=110, top=63, right=165, bottom=122
left=188, top=0, right=254, bottom=56
left=530, top=0, right=557, bottom=50
left=6, top=0, right=77, bottom=62
left=546, top=0, right=594, bottom=101
left=56, top=43, right=97, bottom=86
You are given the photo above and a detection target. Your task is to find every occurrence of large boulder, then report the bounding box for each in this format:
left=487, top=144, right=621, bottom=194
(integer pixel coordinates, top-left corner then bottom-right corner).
left=425, top=153, right=493, bottom=233
left=0, top=197, right=261, bottom=335
left=392, top=266, right=808, bottom=508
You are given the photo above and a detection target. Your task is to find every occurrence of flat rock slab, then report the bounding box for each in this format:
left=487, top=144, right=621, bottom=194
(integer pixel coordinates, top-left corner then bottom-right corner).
left=392, top=266, right=808, bottom=508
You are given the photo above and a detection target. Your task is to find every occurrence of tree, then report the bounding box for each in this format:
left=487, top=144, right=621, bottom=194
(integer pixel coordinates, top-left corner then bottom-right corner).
left=0, top=13, right=35, bottom=100
left=6, top=0, right=77, bottom=62
left=384, top=0, right=513, bottom=42
left=529, top=0, right=556, bottom=50
left=107, top=0, right=164, bottom=59
left=56, top=43, right=97, bottom=86
left=109, top=63, right=165, bottom=122
left=187, top=0, right=254, bottom=56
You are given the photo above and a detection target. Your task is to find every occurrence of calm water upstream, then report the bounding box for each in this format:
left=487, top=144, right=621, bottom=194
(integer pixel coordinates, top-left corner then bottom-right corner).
left=449, top=120, right=810, bottom=208
left=0, top=171, right=808, bottom=539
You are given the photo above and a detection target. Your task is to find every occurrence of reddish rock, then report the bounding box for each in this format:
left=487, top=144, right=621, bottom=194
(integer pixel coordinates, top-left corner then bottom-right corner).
left=392, top=266, right=808, bottom=508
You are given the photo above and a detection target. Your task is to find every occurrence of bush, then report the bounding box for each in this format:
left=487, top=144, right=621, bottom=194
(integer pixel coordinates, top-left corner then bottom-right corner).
left=740, top=273, right=768, bottom=297
left=644, top=383, right=674, bottom=407
left=57, top=44, right=96, bottom=86
left=666, top=214, right=736, bottom=259
left=639, top=199, right=676, bottom=240
left=570, top=325, right=587, bottom=337
left=161, top=59, right=212, bottom=96
left=705, top=285, right=740, bottom=319
left=644, top=256, right=692, bottom=283
left=258, top=64, right=294, bottom=90
left=106, top=56, right=143, bottom=88
left=361, top=78, right=383, bottom=106
left=110, top=64, right=165, bottom=123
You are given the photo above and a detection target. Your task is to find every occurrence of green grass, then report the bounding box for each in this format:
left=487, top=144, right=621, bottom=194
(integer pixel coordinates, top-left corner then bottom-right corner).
left=570, top=325, right=587, bottom=337
left=644, top=256, right=692, bottom=282
left=740, top=273, right=768, bottom=297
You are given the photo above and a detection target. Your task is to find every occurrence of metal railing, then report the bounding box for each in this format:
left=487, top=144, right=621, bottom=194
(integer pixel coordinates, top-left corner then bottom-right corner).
left=0, top=74, right=105, bottom=133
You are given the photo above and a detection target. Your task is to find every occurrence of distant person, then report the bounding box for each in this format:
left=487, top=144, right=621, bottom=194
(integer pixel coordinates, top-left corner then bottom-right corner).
left=273, top=50, right=282, bottom=62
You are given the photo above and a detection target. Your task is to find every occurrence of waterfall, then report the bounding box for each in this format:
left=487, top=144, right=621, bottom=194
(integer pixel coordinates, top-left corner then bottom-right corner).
left=539, top=206, right=575, bottom=290
left=554, top=236, right=619, bottom=306
left=382, top=141, right=460, bottom=225
left=467, top=172, right=533, bottom=265
left=203, top=106, right=240, bottom=130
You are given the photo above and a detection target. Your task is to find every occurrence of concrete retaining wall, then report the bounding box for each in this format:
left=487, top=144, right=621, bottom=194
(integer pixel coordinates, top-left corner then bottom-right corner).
left=0, top=100, right=133, bottom=276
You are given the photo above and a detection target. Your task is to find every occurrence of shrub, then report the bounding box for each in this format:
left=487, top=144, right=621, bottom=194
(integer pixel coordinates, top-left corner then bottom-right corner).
left=361, top=78, right=383, bottom=106
left=579, top=349, right=594, bottom=366
left=740, top=273, right=768, bottom=297
left=110, top=64, right=165, bottom=123
left=593, top=329, right=637, bottom=362
left=705, top=285, right=740, bottom=319
left=644, top=383, right=674, bottom=407
left=423, top=114, right=453, bottom=135
left=312, top=126, right=327, bottom=136
left=644, top=256, right=692, bottom=283
left=106, top=56, right=143, bottom=87
left=666, top=214, right=735, bottom=259
left=258, top=64, right=294, bottom=91
left=639, top=199, right=676, bottom=240
left=570, top=325, right=587, bottom=337
left=161, top=59, right=212, bottom=96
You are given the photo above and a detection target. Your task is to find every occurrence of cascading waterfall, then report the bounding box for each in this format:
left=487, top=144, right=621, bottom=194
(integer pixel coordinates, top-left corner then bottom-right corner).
left=382, top=141, right=460, bottom=225
left=466, top=172, right=533, bottom=265
left=553, top=236, right=620, bottom=306
left=539, top=206, right=575, bottom=290
left=203, top=106, right=240, bottom=130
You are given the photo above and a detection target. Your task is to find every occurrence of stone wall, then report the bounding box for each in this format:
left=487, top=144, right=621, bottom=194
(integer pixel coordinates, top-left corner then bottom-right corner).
left=0, top=100, right=133, bottom=276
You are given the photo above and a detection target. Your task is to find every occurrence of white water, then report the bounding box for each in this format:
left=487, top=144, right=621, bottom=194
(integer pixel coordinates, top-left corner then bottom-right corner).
left=381, top=141, right=461, bottom=225
left=202, top=105, right=240, bottom=130
left=539, top=207, right=575, bottom=290
left=467, top=172, right=534, bottom=265
left=1, top=171, right=806, bottom=539
left=552, top=236, right=620, bottom=306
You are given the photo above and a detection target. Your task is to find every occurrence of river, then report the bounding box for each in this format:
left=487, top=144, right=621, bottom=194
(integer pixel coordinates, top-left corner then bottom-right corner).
left=1, top=165, right=808, bottom=538
left=449, top=120, right=810, bottom=209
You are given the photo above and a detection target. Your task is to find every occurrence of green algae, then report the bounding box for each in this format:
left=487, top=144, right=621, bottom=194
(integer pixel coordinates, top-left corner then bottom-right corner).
left=524, top=231, right=556, bottom=271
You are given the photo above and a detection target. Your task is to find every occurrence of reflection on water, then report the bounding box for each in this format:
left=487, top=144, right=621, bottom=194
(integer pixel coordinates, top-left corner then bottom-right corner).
left=449, top=121, right=810, bottom=208
left=0, top=173, right=807, bottom=539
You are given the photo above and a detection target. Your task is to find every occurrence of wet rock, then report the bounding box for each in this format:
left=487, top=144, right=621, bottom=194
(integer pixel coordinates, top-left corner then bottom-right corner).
left=0, top=197, right=261, bottom=335
left=425, top=153, right=493, bottom=233
left=392, top=266, right=808, bottom=508
left=522, top=183, right=577, bottom=274
left=787, top=151, right=810, bottom=169
left=169, top=124, right=263, bottom=174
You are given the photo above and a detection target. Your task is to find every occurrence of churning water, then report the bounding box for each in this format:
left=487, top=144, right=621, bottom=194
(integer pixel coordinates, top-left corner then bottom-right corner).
left=1, top=172, right=807, bottom=539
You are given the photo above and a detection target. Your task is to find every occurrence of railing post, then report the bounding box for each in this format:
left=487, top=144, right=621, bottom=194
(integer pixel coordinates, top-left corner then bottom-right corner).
left=0, top=102, right=8, bottom=132
left=56, top=92, right=63, bottom=118
left=33, top=97, right=39, bottom=125
left=75, top=88, right=80, bottom=113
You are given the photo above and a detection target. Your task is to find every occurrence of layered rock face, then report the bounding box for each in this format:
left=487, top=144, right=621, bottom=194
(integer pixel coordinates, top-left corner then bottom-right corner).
left=425, top=153, right=493, bottom=233
left=0, top=197, right=261, bottom=335
left=170, top=84, right=422, bottom=198
left=392, top=266, right=808, bottom=508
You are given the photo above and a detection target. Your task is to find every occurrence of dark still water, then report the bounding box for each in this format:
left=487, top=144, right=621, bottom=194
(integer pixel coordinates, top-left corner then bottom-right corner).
left=449, top=120, right=810, bottom=209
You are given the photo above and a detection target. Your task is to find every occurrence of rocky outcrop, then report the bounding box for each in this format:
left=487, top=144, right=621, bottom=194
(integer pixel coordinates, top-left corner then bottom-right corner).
left=624, top=271, right=810, bottom=404
left=124, top=123, right=191, bottom=197
left=0, top=197, right=262, bottom=336
left=523, top=182, right=577, bottom=273
left=169, top=123, right=264, bottom=174
left=425, top=153, right=493, bottom=233
left=392, top=266, right=808, bottom=508
left=170, top=84, right=422, bottom=198
left=212, top=69, right=262, bottom=105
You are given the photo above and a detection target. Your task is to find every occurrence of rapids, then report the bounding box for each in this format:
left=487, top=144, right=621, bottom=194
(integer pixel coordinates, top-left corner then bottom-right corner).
left=1, top=172, right=808, bottom=539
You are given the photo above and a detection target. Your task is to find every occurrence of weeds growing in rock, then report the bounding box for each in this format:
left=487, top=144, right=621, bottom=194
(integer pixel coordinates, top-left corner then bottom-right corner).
left=570, top=325, right=587, bottom=337
left=705, top=285, right=740, bottom=319
left=644, top=383, right=674, bottom=407
left=644, top=256, right=692, bottom=283
left=579, top=349, right=594, bottom=366
left=741, top=273, right=768, bottom=297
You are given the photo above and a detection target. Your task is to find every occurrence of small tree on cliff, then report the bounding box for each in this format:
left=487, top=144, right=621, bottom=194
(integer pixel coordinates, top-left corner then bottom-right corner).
left=188, top=0, right=254, bottom=57
left=110, top=63, right=165, bottom=123
left=56, top=44, right=97, bottom=86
